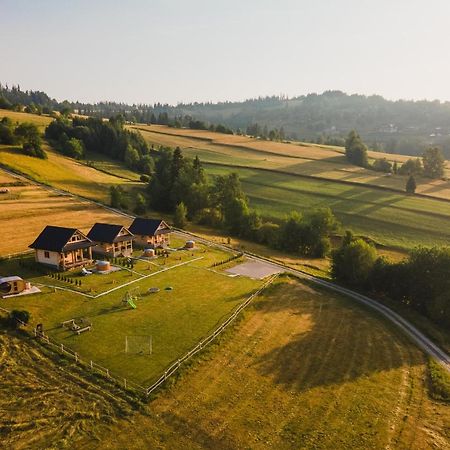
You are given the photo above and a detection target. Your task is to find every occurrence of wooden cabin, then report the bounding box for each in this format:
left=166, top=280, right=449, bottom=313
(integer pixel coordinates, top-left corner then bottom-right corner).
left=87, top=223, right=134, bottom=257
left=128, top=218, right=172, bottom=248
left=29, top=226, right=94, bottom=271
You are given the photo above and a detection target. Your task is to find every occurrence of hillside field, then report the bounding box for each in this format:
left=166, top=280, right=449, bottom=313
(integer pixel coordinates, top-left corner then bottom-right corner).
left=135, top=125, right=450, bottom=250
left=2, top=279, right=449, bottom=449
left=0, top=171, right=132, bottom=255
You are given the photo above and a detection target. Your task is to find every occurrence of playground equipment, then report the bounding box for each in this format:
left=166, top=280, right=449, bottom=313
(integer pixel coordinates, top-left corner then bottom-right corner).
left=125, top=335, right=152, bottom=354
left=61, top=317, right=92, bottom=334
left=122, top=287, right=140, bottom=309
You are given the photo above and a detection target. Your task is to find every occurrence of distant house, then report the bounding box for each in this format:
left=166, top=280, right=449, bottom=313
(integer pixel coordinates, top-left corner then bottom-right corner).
left=29, top=226, right=94, bottom=271
left=87, top=223, right=134, bottom=257
left=129, top=218, right=172, bottom=248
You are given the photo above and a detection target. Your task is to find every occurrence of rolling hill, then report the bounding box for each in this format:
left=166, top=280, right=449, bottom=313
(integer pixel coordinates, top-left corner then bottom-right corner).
left=134, top=124, right=450, bottom=250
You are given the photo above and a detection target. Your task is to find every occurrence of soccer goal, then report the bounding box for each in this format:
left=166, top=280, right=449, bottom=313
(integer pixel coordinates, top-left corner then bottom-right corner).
left=124, top=335, right=152, bottom=355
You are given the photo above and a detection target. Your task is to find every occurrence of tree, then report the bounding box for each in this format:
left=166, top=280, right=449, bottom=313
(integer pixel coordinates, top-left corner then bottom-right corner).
left=393, top=161, right=398, bottom=175
left=9, top=309, right=30, bottom=328
left=257, top=222, right=280, bottom=247
left=14, top=122, right=40, bottom=143
left=277, top=212, right=304, bottom=253
left=170, top=146, right=184, bottom=184
left=422, top=147, right=445, bottom=179
left=223, top=197, right=250, bottom=235
left=63, top=137, right=84, bottom=159
left=406, top=175, right=417, bottom=194
left=124, top=144, right=140, bottom=169
left=134, top=193, right=146, bottom=215
left=398, top=158, right=423, bottom=176
left=345, top=130, right=368, bottom=167
left=331, top=237, right=377, bottom=287
left=372, top=157, right=392, bottom=173
left=110, top=185, right=127, bottom=209
left=174, top=202, right=188, bottom=229
left=23, top=139, right=46, bottom=159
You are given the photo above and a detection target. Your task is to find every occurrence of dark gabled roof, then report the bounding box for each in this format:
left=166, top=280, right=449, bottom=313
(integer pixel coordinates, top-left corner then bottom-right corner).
left=87, top=223, right=133, bottom=244
left=129, top=218, right=171, bottom=236
left=29, top=226, right=93, bottom=252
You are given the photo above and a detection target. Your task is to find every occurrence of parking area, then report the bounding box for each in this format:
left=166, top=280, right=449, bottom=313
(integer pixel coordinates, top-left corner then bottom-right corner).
left=226, top=260, right=282, bottom=279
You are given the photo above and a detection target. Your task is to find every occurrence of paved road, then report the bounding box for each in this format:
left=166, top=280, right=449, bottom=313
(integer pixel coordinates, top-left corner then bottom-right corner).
left=2, top=165, right=449, bottom=372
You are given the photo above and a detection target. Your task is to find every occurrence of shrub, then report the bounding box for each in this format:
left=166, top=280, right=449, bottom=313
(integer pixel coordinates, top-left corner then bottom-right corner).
left=9, top=310, right=30, bottom=328
left=428, top=358, right=450, bottom=402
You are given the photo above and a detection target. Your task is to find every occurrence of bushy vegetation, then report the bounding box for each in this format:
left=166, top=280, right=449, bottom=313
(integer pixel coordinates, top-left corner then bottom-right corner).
left=428, top=358, right=450, bottom=402
left=45, top=115, right=153, bottom=173
left=0, top=118, right=46, bottom=158
left=146, top=146, right=339, bottom=257
left=9, top=309, right=30, bottom=328
left=332, top=234, right=450, bottom=328
left=345, top=130, right=369, bottom=167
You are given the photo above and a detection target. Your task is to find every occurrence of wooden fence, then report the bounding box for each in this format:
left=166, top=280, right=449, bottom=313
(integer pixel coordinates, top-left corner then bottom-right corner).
left=1, top=275, right=277, bottom=397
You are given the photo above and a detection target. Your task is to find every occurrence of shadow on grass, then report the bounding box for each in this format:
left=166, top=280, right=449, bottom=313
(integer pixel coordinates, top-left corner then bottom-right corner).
left=250, top=282, right=424, bottom=393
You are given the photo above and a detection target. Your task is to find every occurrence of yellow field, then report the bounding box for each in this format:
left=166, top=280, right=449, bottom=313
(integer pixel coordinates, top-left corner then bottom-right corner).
left=0, top=171, right=130, bottom=255
left=133, top=124, right=450, bottom=200
left=0, top=145, right=141, bottom=203
left=0, top=109, right=53, bottom=131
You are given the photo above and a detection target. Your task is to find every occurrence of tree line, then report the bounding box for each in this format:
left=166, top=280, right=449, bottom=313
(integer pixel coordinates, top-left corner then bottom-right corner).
left=5, top=83, right=450, bottom=160
left=344, top=130, right=446, bottom=192
left=45, top=115, right=154, bottom=173
left=332, top=231, right=450, bottom=329
left=142, top=146, right=339, bottom=258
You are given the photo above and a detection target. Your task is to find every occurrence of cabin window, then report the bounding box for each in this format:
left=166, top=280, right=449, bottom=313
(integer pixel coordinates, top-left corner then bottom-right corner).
left=44, top=251, right=50, bottom=258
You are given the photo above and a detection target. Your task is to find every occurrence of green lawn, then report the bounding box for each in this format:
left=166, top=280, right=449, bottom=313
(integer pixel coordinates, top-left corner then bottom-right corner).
left=1, top=243, right=260, bottom=386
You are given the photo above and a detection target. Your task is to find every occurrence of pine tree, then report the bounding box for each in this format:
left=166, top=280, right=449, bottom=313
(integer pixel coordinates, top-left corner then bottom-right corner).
left=406, top=175, right=417, bottom=194
left=174, top=202, right=188, bottom=229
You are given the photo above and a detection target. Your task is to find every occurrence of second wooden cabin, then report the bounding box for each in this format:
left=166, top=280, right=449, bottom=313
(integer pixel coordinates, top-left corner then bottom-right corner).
left=87, top=223, right=134, bottom=258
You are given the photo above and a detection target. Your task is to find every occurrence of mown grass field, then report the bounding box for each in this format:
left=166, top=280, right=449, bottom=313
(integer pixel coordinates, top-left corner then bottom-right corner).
left=1, top=243, right=261, bottom=386
left=133, top=125, right=450, bottom=250
left=207, top=165, right=450, bottom=249
left=0, top=330, right=141, bottom=450
left=104, top=279, right=450, bottom=449
left=0, top=145, right=142, bottom=203
left=3, top=278, right=448, bottom=449
left=0, top=109, right=143, bottom=203
left=0, top=172, right=131, bottom=255
left=133, top=124, right=450, bottom=198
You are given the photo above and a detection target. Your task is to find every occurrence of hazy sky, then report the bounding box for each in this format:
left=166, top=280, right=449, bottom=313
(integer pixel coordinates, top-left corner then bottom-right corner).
left=2, top=0, right=450, bottom=104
